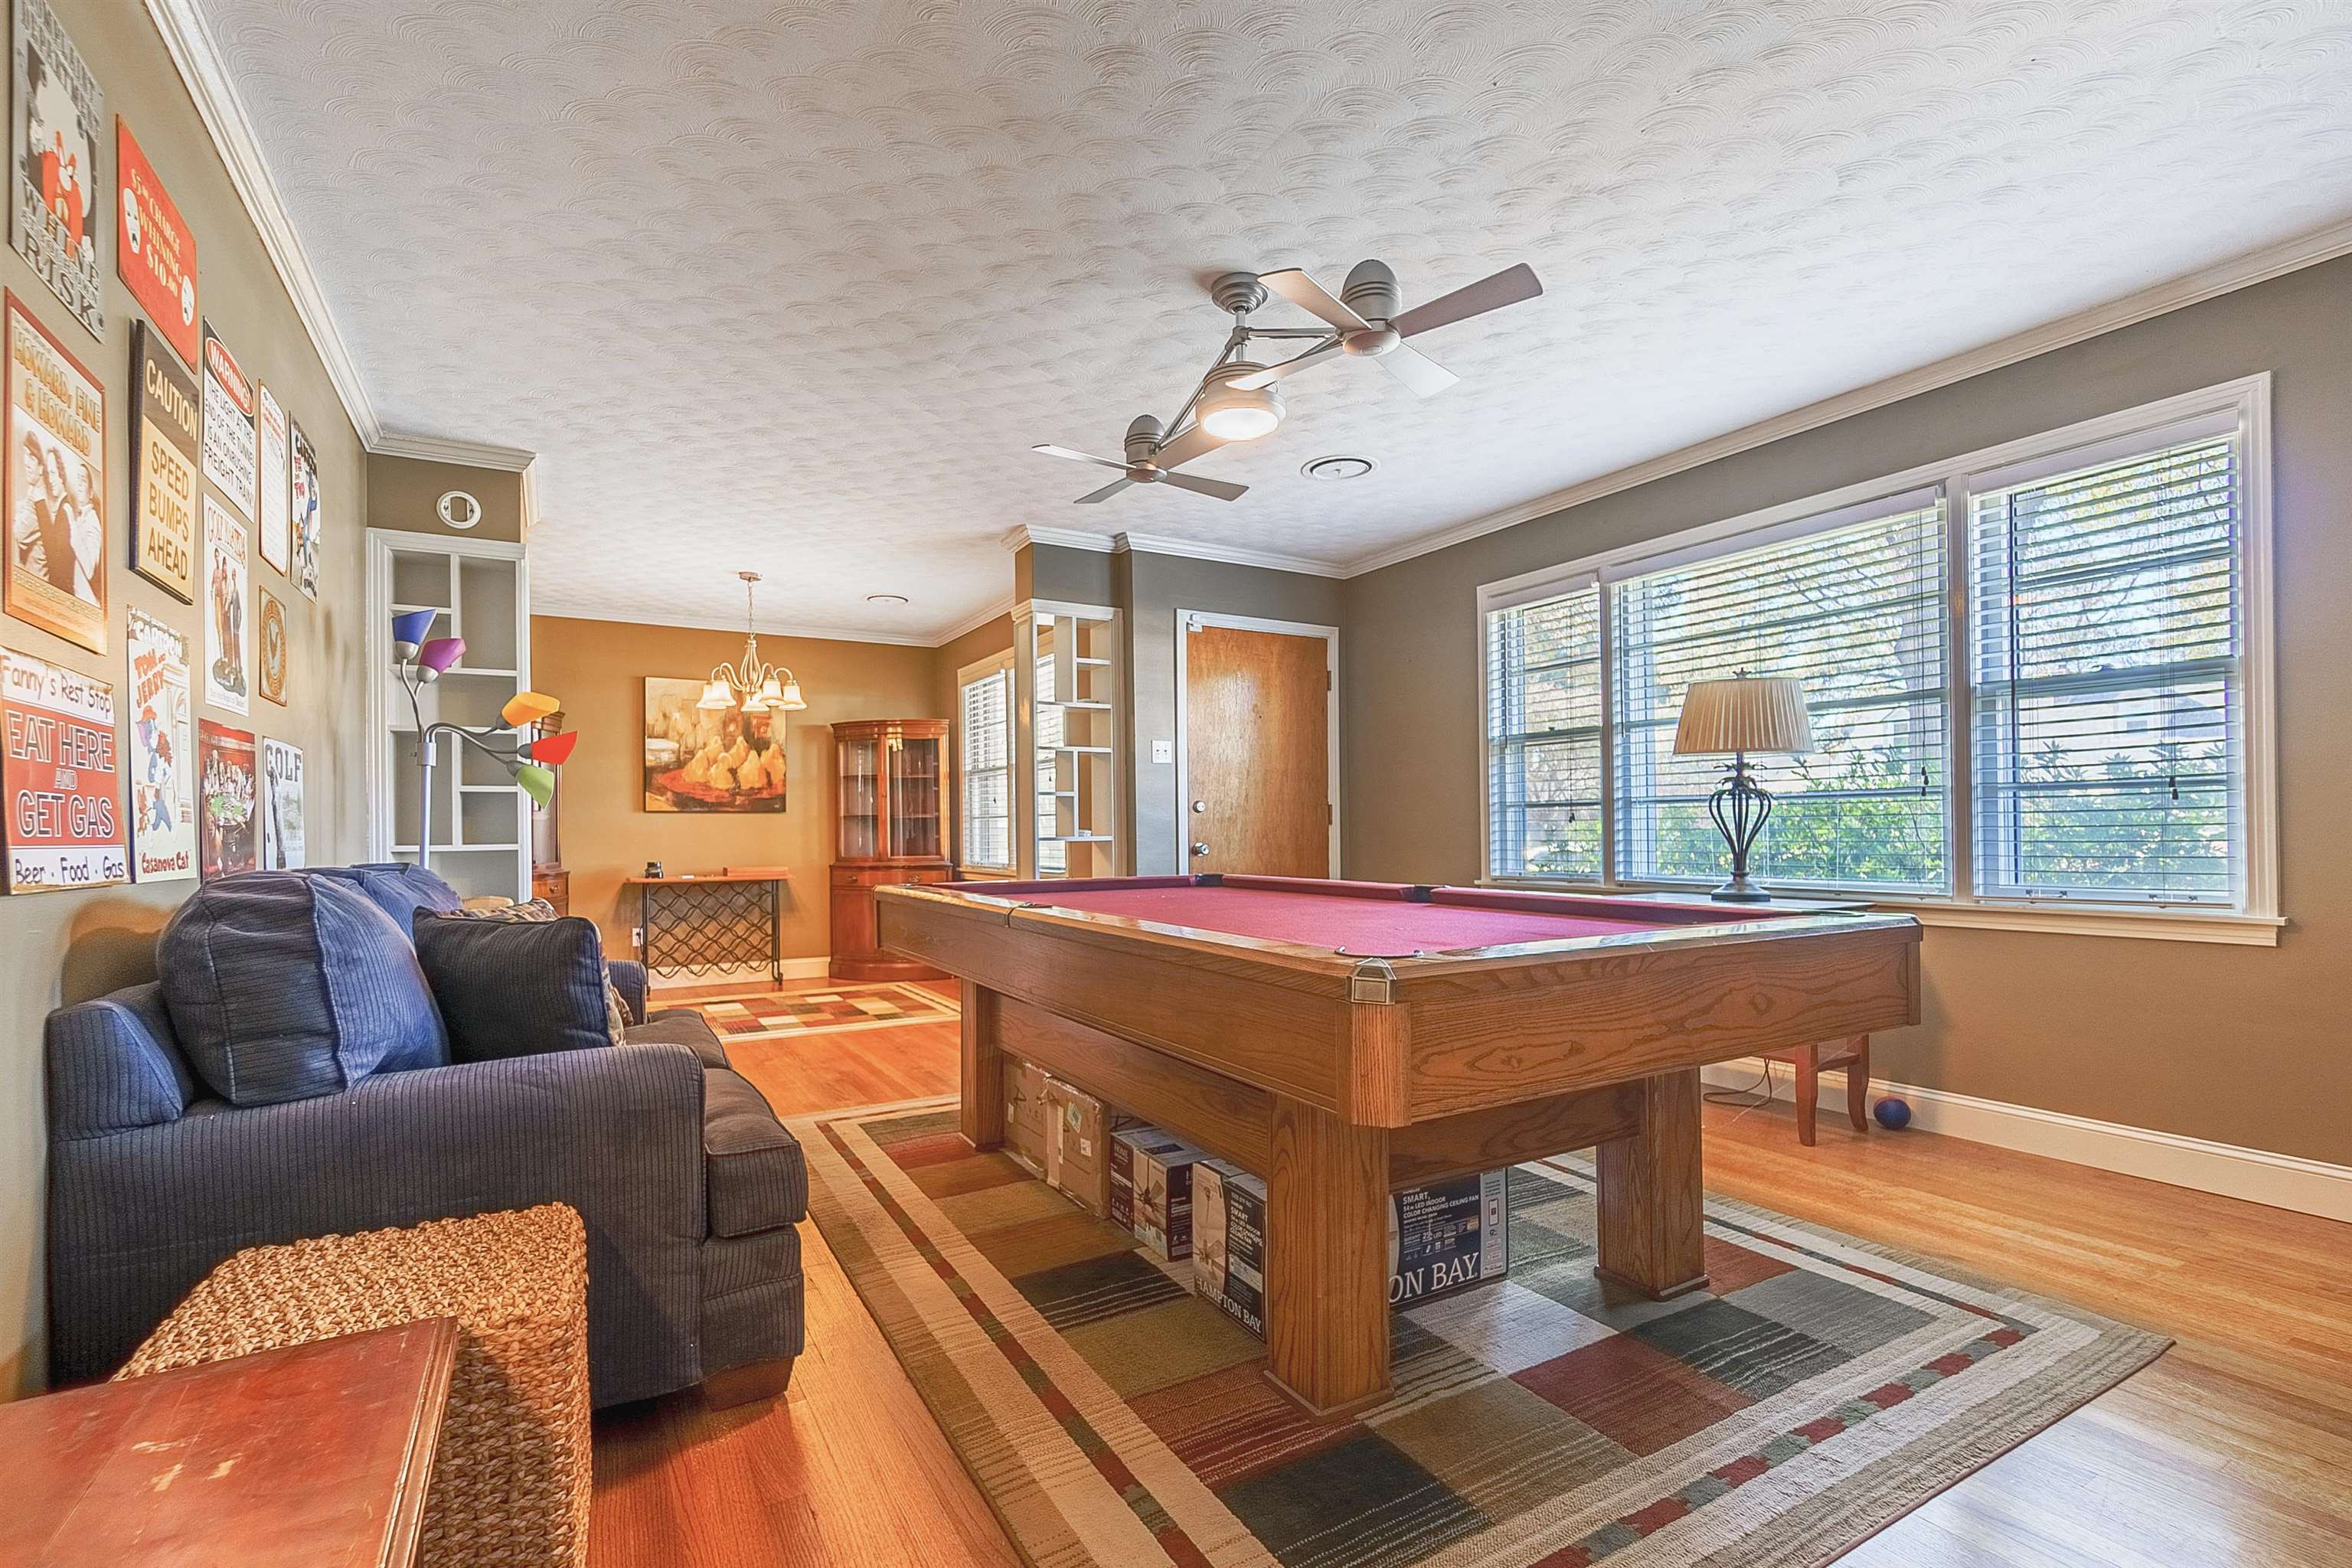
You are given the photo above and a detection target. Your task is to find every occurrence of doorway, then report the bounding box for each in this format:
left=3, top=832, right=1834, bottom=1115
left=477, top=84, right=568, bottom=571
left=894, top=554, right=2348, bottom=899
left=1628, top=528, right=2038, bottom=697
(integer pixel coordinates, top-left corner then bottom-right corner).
left=1174, top=611, right=1339, bottom=877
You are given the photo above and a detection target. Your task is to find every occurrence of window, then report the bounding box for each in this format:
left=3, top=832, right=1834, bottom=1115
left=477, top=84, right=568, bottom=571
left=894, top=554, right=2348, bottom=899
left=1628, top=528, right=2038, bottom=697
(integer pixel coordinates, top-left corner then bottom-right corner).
left=1968, top=423, right=2243, bottom=903
left=958, top=660, right=1013, bottom=871
left=1477, top=377, right=2272, bottom=934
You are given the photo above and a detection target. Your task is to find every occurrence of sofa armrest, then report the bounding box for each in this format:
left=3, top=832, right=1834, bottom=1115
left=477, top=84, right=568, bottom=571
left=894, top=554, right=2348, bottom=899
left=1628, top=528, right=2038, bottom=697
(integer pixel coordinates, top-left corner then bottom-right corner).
left=49, top=1042, right=707, bottom=1405
left=607, top=959, right=648, bottom=1025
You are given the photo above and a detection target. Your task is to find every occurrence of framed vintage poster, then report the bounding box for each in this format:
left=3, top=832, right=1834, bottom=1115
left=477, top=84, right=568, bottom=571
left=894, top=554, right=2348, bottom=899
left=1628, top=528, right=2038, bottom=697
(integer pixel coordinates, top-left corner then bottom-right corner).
left=197, top=717, right=255, bottom=879
left=115, top=118, right=197, bottom=366
left=200, top=319, right=256, bottom=519
left=2, top=645, right=126, bottom=893
left=202, top=495, right=248, bottom=714
left=129, top=318, right=198, bottom=601
left=256, top=381, right=289, bottom=573
left=9, top=0, right=103, bottom=338
left=289, top=416, right=319, bottom=599
left=260, top=736, right=302, bottom=870
left=256, top=585, right=286, bottom=704
left=643, top=675, right=786, bottom=813
left=126, top=606, right=195, bottom=881
left=4, top=289, right=105, bottom=652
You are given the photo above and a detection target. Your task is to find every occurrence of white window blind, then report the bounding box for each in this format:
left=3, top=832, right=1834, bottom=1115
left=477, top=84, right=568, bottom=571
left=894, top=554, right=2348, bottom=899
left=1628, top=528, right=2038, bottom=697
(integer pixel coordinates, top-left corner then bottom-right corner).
left=1613, top=498, right=1949, bottom=890
left=1486, top=583, right=1603, bottom=879
left=1968, top=432, right=2242, bottom=903
left=959, top=666, right=1012, bottom=871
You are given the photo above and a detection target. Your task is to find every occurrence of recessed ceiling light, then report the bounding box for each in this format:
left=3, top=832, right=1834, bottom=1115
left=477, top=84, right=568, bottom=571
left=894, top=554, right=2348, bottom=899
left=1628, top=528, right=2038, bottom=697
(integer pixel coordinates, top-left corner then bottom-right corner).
left=1302, top=454, right=1378, bottom=482
left=865, top=593, right=910, bottom=606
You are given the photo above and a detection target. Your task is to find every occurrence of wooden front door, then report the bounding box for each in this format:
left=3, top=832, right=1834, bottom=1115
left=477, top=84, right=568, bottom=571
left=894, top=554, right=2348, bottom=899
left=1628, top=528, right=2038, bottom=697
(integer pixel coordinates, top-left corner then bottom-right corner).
left=1181, top=622, right=1331, bottom=876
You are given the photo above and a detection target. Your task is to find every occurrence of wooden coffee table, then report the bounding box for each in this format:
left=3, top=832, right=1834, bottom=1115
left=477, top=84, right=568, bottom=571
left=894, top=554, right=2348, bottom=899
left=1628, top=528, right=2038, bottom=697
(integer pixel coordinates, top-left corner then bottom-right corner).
left=3, top=1318, right=456, bottom=1566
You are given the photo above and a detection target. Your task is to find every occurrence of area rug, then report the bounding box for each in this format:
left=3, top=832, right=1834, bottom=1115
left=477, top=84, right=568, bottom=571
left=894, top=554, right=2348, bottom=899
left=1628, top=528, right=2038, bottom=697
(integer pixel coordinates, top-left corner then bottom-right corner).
left=793, top=1097, right=2169, bottom=1568
left=691, top=982, right=957, bottom=1040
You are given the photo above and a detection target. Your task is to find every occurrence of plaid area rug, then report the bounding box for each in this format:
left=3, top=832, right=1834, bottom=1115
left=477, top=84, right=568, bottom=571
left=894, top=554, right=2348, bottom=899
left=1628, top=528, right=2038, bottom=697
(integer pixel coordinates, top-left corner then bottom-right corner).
left=691, top=982, right=957, bottom=1040
left=795, top=1098, right=2169, bottom=1568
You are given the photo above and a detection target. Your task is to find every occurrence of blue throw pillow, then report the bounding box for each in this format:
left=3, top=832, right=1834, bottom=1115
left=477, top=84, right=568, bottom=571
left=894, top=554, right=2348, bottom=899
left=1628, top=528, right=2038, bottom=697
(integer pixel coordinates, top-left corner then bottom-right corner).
left=158, top=872, right=452, bottom=1107
left=302, top=863, right=462, bottom=933
left=411, top=911, right=613, bottom=1062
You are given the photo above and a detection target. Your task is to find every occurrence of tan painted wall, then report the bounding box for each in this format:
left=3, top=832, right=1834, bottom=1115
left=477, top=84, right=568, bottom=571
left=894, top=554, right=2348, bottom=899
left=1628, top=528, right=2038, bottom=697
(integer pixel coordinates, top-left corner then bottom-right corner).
left=531, top=615, right=943, bottom=965
left=366, top=453, right=526, bottom=543
left=1342, top=256, right=2352, bottom=1168
left=1, top=1, right=373, bottom=1393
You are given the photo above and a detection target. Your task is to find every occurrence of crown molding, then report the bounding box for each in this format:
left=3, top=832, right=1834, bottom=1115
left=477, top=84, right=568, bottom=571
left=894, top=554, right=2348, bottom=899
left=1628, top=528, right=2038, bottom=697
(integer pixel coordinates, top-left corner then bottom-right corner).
left=144, top=0, right=381, bottom=446
left=1342, top=217, right=2352, bottom=578
left=531, top=606, right=947, bottom=648
left=371, top=431, right=539, bottom=472
left=1112, top=531, right=1347, bottom=580
left=1002, top=524, right=1116, bottom=554
left=930, top=596, right=1018, bottom=645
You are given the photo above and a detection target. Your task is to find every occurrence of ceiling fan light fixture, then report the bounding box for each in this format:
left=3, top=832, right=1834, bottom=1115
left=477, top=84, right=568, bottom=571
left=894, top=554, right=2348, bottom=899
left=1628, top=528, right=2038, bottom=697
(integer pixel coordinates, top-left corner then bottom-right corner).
left=1196, top=364, right=1285, bottom=442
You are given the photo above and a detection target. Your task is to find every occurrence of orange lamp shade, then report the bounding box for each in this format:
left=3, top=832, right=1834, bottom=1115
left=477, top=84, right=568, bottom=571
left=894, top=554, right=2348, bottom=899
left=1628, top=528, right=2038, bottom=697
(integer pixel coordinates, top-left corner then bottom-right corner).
left=501, top=691, right=560, bottom=728
left=526, top=730, right=579, bottom=766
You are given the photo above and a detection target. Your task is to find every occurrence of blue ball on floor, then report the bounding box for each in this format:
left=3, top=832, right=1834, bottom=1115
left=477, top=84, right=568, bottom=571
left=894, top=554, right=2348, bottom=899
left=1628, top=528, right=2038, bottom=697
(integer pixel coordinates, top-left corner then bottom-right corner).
left=1873, top=1096, right=1913, bottom=1131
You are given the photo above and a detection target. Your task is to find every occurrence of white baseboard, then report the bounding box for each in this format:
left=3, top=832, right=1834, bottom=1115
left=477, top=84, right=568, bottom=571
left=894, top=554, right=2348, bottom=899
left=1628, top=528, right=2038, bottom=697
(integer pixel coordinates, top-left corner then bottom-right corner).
left=1700, top=1059, right=2352, bottom=1223
left=648, top=956, right=831, bottom=989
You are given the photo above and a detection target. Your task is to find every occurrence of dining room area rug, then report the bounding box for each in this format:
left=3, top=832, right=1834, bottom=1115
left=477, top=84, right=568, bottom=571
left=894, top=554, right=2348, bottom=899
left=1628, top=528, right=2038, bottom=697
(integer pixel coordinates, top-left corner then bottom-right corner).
left=690, top=982, right=958, bottom=1040
left=792, top=1096, right=2170, bottom=1568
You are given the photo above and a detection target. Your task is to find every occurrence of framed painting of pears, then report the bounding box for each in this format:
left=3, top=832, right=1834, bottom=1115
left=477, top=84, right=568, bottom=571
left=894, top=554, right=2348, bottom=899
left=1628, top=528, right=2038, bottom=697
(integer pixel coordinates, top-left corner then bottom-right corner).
left=642, top=675, right=786, bottom=812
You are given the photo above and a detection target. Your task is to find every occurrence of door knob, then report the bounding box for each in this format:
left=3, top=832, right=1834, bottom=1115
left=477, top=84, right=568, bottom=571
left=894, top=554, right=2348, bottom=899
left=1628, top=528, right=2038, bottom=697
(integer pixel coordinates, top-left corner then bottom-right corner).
left=1190, top=841, right=1210, bottom=858
left=1191, top=799, right=1207, bottom=814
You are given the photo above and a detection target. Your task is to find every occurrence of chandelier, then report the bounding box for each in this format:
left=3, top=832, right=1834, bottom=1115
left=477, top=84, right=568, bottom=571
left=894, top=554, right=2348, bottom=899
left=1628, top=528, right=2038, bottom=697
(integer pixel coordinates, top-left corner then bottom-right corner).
left=700, top=571, right=807, bottom=713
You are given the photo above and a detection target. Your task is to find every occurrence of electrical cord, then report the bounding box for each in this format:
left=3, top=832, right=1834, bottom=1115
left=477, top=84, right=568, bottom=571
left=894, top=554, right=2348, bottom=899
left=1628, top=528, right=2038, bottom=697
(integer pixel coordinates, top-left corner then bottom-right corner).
left=1701, top=1059, right=1781, bottom=1123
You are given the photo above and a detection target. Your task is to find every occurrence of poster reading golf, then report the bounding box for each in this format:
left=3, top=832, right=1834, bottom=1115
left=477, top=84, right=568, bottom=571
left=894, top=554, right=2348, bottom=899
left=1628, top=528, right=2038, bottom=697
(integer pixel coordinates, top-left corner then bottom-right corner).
left=2, top=644, right=126, bottom=892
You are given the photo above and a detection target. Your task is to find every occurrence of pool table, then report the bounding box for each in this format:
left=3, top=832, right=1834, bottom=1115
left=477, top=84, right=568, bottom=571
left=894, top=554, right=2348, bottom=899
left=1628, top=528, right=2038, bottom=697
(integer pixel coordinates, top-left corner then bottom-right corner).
left=877, top=874, right=1921, bottom=1417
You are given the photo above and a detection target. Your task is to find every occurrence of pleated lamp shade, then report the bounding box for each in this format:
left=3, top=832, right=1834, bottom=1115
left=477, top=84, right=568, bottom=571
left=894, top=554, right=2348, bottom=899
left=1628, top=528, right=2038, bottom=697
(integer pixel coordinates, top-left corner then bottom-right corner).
left=1671, top=676, right=1815, bottom=756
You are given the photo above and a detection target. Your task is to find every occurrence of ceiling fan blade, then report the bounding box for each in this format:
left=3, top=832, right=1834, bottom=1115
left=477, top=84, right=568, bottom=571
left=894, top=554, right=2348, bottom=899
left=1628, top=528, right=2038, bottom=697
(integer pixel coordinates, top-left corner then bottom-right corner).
left=1158, top=471, right=1249, bottom=501
left=1150, top=423, right=1223, bottom=472
left=1231, top=341, right=1342, bottom=390
left=1259, top=268, right=1370, bottom=332
left=1034, top=443, right=1129, bottom=472
left=1391, top=263, right=1542, bottom=338
left=1073, top=478, right=1135, bottom=505
left=1378, top=342, right=1460, bottom=398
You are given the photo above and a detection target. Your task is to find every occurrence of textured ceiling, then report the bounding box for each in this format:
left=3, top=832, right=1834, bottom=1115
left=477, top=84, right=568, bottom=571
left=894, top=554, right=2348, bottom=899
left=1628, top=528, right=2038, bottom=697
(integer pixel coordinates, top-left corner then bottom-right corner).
left=192, top=0, right=2352, bottom=641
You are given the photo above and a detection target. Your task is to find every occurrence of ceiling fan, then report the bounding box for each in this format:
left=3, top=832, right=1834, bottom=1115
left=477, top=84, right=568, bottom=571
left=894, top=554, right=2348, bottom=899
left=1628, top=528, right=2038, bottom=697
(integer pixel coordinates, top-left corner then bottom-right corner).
left=1033, top=259, right=1539, bottom=504
left=1235, top=260, right=1543, bottom=397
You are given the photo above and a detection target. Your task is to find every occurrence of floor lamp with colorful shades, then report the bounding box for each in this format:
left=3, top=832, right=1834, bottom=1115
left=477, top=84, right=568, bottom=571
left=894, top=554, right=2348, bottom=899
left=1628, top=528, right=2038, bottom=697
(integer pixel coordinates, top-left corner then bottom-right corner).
left=390, top=609, right=577, bottom=883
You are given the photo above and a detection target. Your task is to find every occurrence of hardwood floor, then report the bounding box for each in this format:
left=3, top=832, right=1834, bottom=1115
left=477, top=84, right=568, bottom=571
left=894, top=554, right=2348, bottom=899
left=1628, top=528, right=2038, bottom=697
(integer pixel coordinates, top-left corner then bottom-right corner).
left=593, top=998, right=2352, bottom=1567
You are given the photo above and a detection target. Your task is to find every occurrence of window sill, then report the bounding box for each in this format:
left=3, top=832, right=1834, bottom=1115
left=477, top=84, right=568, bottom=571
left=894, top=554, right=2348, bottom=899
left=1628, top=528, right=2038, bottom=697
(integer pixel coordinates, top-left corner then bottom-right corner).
left=1477, top=878, right=2285, bottom=946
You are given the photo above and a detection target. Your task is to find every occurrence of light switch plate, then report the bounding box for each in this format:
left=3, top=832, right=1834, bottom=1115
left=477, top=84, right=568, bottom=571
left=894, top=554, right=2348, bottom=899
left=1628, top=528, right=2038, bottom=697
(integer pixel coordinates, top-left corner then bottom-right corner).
left=1151, top=738, right=1172, bottom=764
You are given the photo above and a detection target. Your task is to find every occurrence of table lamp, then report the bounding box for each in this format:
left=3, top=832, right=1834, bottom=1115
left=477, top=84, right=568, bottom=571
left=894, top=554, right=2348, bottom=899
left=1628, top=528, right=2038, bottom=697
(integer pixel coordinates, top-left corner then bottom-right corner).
left=1671, top=675, right=1814, bottom=903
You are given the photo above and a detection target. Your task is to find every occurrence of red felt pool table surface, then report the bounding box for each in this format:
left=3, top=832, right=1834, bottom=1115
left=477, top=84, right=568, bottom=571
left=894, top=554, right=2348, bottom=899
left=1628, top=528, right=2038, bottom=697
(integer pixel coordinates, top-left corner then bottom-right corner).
left=950, top=874, right=1806, bottom=959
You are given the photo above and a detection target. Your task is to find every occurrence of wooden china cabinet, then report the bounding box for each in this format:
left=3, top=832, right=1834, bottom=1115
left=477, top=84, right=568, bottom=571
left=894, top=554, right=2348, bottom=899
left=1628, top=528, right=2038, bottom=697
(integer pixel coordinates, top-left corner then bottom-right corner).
left=828, top=718, right=951, bottom=980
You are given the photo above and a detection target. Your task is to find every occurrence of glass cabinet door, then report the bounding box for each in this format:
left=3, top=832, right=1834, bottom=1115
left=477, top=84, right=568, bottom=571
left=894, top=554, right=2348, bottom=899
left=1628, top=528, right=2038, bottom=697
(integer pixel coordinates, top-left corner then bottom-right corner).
left=838, top=735, right=880, bottom=859
left=890, top=734, right=942, bottom=859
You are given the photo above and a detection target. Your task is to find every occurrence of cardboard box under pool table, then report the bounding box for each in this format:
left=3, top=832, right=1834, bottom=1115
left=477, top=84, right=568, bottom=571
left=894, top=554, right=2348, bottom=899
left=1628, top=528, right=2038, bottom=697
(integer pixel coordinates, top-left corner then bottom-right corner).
left=1194, top=1162, right=1511, bottom=1338
left=1107, top=1125, right=1206, bottom=1262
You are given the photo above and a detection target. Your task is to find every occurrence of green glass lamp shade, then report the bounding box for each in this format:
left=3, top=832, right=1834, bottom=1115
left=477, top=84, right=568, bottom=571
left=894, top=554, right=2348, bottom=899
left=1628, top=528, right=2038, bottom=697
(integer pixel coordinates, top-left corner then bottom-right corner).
left=524, top=730, right=579, bottom=766
left=514, top=763, right=557, bottom=807
left=390, top=609, right=436, bottom=658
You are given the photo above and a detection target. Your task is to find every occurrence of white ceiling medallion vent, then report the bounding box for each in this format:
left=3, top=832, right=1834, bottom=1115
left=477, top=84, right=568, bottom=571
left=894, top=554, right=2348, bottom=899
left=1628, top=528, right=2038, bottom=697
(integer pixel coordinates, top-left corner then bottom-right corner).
left=864, top=593, right=910, bottom=606
left=1303, top=455, right=1378, bottom=482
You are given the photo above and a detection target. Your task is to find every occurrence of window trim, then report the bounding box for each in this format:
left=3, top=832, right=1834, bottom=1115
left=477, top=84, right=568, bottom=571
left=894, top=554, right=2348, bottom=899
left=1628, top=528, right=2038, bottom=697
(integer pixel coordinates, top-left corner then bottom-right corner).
left=1476, top=374, right=2277, bottom=943
left=956, top=651, right=1015, bottom=873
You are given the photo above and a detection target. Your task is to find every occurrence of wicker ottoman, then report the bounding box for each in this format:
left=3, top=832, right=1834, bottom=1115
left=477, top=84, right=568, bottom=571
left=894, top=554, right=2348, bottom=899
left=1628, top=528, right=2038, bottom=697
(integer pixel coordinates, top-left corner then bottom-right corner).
left=116, top=1204, right=592, bottom=1567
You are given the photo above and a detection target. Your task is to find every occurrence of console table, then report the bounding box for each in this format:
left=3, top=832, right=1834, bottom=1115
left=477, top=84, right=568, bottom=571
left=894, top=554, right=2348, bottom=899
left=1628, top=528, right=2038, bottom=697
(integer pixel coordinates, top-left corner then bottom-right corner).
left=4, top=1318, right=456, bottom=1566
left=625, top=868, right=790, bottom=986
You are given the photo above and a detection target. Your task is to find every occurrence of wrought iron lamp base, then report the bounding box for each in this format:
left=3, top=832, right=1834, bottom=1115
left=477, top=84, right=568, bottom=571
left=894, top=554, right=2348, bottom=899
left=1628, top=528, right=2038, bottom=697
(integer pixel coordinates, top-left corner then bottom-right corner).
left=1706, top=753, right=1776, bottom=903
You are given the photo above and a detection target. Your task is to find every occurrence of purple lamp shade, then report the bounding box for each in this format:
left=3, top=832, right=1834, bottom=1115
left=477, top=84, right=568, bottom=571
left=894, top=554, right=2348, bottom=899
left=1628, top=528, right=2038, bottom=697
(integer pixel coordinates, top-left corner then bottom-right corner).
left=416, top=636, right=466, bottom=679
left=390, top=609, right=436, bottom=658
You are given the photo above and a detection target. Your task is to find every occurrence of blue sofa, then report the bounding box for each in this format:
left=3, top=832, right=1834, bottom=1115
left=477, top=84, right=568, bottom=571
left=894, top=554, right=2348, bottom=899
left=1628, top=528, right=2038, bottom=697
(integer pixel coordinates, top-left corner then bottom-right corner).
left=44, top=865, right=805, bottom=1406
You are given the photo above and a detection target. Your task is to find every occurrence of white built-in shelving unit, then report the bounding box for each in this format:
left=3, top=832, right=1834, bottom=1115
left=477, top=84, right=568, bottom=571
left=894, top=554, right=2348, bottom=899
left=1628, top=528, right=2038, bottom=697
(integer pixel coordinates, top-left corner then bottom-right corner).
left=1012, top=600, right=1123, bottom=878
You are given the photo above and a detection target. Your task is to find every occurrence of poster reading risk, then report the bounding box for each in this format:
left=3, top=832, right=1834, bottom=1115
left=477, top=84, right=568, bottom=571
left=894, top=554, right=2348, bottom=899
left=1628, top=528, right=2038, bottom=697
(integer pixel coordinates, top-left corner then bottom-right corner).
left=203, top=495, right=247, bottom=714
left=9, top=0, right=103, bottom=338
left=2, top=645, right=126, bottom=893
left=198, top=717, right=255, bottom=880
left=126, top=606, right=195, bottom=882
left=116, top=118, right=198, bottom=367
left=131, top=318, right=198, bottom=601
left=4, top=289, right=106, bottom=652
left=200, top=319, right=256, bottom=520
left=256, top=382, right=289, bottom=573
left=261, top=736, right=302, bottom=870
left=289, top=416, right=319, bottom=599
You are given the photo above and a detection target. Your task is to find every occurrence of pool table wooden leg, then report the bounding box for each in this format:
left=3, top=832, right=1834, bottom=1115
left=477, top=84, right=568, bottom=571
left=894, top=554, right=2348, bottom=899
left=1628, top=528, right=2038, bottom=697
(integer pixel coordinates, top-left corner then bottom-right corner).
left=1264, top=1096, right=1392, bottom=1419
left=960, top=982, right=1004, bottom=1152
left=1593, top=1068, right=1710, bottom=1301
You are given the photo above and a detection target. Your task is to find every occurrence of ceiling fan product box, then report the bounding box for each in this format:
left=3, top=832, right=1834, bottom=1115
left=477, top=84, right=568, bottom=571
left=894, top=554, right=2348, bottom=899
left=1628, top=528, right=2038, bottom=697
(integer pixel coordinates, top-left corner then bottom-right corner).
left=1194, top=1164, right=1511, bottom=1341
left=1046, top=1079, right=1134, bottom=1217
left=1003, top=1057, right=1052, bottom=1179
left=1107, top=1125, right=1207, bottom=1263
